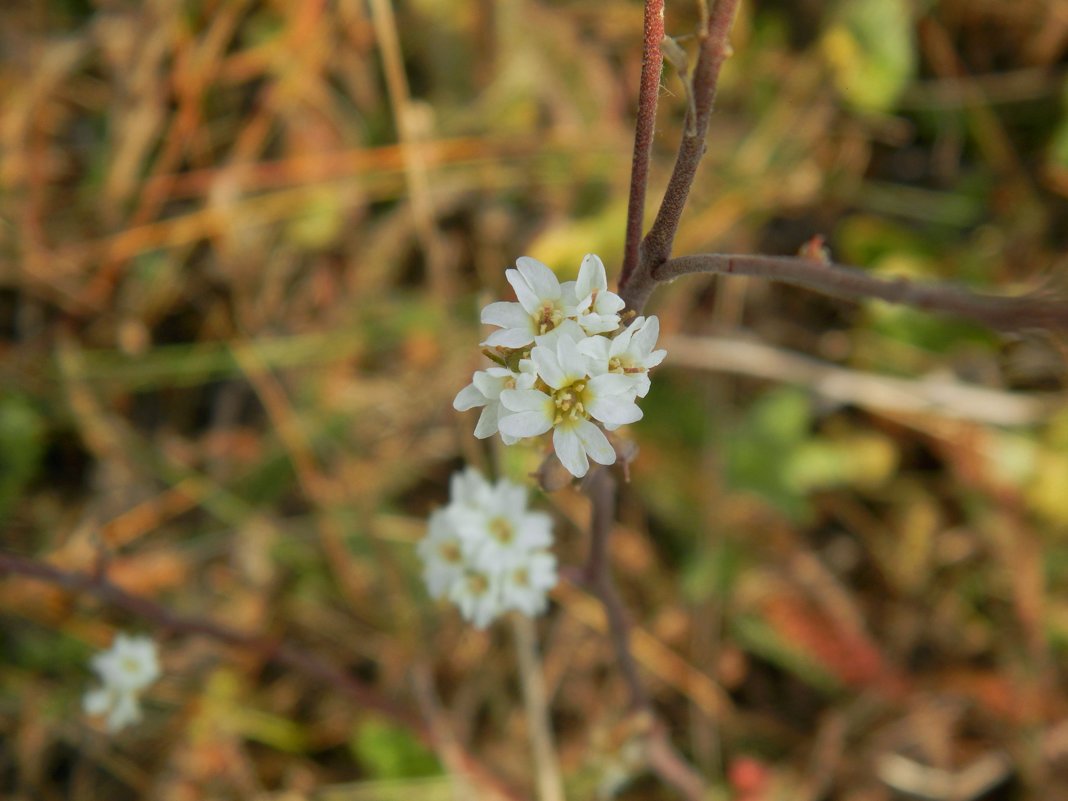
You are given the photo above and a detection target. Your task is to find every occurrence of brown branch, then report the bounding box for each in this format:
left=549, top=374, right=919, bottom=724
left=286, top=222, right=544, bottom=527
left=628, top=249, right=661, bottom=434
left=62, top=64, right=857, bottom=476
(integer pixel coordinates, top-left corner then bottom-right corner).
left=582, top=468, right=647, bottom=710
left=579, top=469, right=707, bottom=801
left=657, top=253, right=1068, bottom=333
left=0, top=550, right=526, bottom=801
left=619, top=0, right=665, bottom=289
left=620, top=0, right=742, bottom=314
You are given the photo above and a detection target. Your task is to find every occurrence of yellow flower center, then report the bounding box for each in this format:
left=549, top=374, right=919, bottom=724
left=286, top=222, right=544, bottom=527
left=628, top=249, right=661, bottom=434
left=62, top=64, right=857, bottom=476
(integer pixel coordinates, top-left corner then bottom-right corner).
left=121, top=657, right=141, bottom=675
left=536, top=302, right=563, bottom=334
left=488, top=516, right=514, bottom=545
left=466, top=572, right=489, bottom=595
left=438, top=540, right=463, bottom=564
left=552, top=381, right=589, bottom=425
left=609, top=356, right=644, bottom=375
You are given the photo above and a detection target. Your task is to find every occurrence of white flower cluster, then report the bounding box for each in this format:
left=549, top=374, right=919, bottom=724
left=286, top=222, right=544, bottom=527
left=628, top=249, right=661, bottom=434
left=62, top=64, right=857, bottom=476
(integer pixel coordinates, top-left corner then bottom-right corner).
left=417, top=468, right=558, bottom=628
left=454, top=255, right=666, bottom=478
left=83, top=632, right=161, bottom=733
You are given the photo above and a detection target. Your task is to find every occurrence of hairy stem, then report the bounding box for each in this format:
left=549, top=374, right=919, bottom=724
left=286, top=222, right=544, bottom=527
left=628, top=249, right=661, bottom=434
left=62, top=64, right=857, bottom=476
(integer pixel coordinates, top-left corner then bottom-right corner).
left=580, top=469, right=707, bottom=801
left=620, top=0, right=742, bottom=314
left=583, top=467, right=648, bottom=711
left=620, top=0, right=666, bottom=289
left=657, top=252, right=1068, bottom=332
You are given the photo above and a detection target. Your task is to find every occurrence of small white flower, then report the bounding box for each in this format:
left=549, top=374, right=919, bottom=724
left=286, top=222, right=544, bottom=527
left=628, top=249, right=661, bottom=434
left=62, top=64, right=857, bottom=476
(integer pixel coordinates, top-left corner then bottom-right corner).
left=417, top=509, right=471, bottom=599
left=580, top=315, right=667, bottom=398
left=83, top=633, right=160, bottom=733
left=480, top=257, right=577, bottom=348
left=574, top=254, right=625, bottom=335
left=447, top=465, right=495, bottom=511
left=449, top=567, right=503, bottom=629
left=499, top=336, right=641, bottom=478
left=500, top=550, right=558, bottom=616
left=452, top=361, right=536, bottom=444
left=417, top=468, right=559, bottom=628
left=462, top=502, right=553, bottom=570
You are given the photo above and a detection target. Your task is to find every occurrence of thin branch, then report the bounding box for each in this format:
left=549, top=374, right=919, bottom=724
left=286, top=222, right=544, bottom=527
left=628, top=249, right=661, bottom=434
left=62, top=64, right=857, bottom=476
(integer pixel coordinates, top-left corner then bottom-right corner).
left=512, top=614, right=566, bottom=801
left=620, top=0, right=742, bottom=314
left=0, top=550, right=527, bottom=801
left=656, top=252, right=1068, bottom=333
left=620, top=0, right=665, bottom=289
left=647, top=724, right=710, bottom=801
left=664, top=334, right=1064, bottom=426
left=582, top=467, right=647, bottom=711
left=579, top=469, right=707, bottom=801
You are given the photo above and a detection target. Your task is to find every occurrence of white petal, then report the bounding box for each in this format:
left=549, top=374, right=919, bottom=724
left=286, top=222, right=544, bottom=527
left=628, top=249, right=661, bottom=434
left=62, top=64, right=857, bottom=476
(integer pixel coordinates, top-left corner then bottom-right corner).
left=506, top=267, right=540, bottom=314
left=553, top=426, right=589, bottom=478
left=453, top=382, right=486, bottom=411
left=645, top=348, right=667, bottom=368
left=106, top=692, right=142, bottom=732
left=500, top=388, right=552, bottom=412
left=555, top=338, right=588, bottom=381
left=534, top=319, right=585, bottom=349
left=610, top=322, right=636, bottom=356
left=588, top=394, right=643, bottom=426
left=473, top=405, right=500, bottom=438
left=632, top=315, right=660, bottom=355
left=483, top=327, right=534, bottom=349
left=631, top=373, right=652, bottom=398
left=83, top=687, right=111, bottom=716
left=578, top=313, right=621, bottom=335
left=559, top=280, right=579, bottom=306
left=471, top=370, right=506, bottom=398
left=516, top=257, right=561, bottom=301
left=595, top=291, right=625, bottom=314
left=588, top=373, right=638, bottom=397
left=576, top=253, right=607, bottom=299
left=574, top=418, right=616, bottom=466
left=499, top=411, right=553, bottom=439
left=532, top=345, right=567, bottom=389
left=481, top=301, right=530, bottom=329
left=577, top=335, right=611, bottom=368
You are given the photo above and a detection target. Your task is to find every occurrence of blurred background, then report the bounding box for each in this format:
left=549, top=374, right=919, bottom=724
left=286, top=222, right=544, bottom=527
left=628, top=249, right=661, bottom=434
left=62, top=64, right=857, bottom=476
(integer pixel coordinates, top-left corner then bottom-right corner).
left=2, top=0, right=1068, bottom=799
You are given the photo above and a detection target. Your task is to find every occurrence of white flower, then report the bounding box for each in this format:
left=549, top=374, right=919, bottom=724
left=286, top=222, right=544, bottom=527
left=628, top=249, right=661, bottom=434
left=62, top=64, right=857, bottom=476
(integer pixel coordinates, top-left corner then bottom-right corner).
left=574, top=254, right=625, bottom=335
left=83, top=633, right=160, bottom=733
left=462, top=502, right=553, bottom=570
left=500, top=550, right=558, bottom=616
left=449, top=566, right=503, bottom=629
left=580, top=315, right=667, bottom=398
left=480, top=257, right=577, bottom=348
left=447, top=465, right=495, bottom=511
left=417, top=468, right=558, bottom=628
left=457, top=253, right=665, bottom=478
left=452, top=361, right=536, bottom=444
left=417, top=508, right=471, bottom=599
left=499, top=335, right=641, bottom=478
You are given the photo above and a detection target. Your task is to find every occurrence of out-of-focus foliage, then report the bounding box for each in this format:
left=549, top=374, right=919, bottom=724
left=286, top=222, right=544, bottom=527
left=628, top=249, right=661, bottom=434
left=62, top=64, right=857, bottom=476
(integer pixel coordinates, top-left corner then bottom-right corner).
left=1, top=0, right=1067, bottom=799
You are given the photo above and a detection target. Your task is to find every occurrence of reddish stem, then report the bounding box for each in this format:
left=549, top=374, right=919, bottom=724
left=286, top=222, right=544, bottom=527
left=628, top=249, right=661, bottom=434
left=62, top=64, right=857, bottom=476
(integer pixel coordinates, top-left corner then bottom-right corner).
left=620, top=0, right=742, bottom=314
left=620, top=0, right=666, bottom=290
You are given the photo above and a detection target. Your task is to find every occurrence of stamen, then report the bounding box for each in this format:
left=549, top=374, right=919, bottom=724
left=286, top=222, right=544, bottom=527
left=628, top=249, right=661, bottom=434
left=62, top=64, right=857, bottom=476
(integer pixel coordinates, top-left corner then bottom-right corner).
left=488, top=517, right=514, bottom=544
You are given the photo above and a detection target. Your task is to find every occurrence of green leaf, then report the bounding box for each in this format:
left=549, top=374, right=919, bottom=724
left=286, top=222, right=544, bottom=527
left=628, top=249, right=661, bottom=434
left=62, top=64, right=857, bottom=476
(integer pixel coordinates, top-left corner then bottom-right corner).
left=821, top=0, right=916, bottom=112
left=732, top=615, right=841, bottom=693
left=350, top=717, right=441, bottom=780
left=785, top=432, right=898, bottom=493
left=0, top=396, right=46, bottom=521
left=724, top=388, right=813, bottom=522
